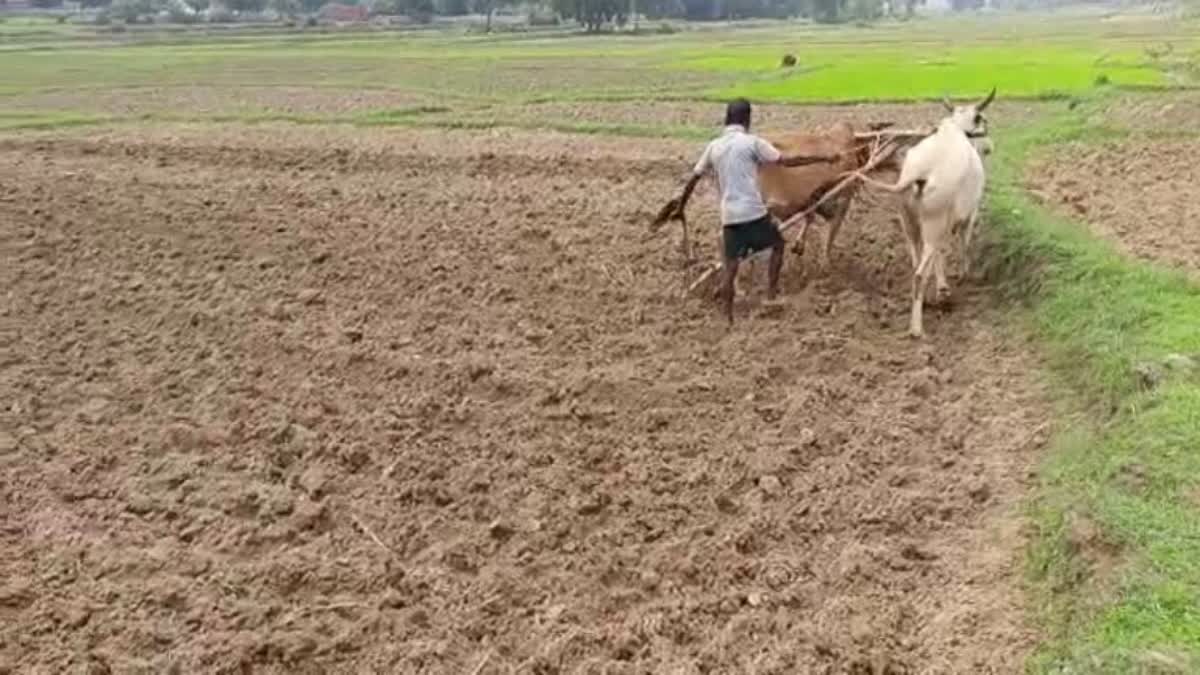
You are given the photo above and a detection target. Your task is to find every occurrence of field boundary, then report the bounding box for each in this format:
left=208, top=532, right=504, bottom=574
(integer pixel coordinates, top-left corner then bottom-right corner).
left=985, top=107, right=1200, bottom=672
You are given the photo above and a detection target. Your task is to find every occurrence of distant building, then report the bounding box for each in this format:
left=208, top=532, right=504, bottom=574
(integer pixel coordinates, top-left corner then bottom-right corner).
left=319, top=3, right=369, bottom=21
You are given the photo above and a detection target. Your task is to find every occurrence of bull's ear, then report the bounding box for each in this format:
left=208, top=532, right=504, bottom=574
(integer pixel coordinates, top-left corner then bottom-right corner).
left=941, top=96, right=955, bottom=113
left=978, top=86, right=996, bottom=112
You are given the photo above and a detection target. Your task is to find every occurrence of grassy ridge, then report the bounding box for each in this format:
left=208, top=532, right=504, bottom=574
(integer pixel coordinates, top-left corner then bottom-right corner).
left=986, top=110, right=1200, bottom=672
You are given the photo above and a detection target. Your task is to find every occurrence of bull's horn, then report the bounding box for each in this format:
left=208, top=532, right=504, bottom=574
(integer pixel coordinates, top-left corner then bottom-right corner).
left=978, top=87, right=997, bottom=112
left=941, top=96, right=955, bottom=112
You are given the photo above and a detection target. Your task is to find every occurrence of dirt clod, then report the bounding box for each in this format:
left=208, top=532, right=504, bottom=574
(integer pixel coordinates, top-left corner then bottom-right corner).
left=759, top=474, right=783, bottom=497
left=488, top=520, right=515, bottom=541
left=798, top=427, right=818, bottom=447
left=297, top=288, right=323, bottom=305
left=968, top=479, right=992, bottom=504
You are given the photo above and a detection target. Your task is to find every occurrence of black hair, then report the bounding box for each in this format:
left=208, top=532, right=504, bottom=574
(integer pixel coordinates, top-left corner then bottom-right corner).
left=725, top=98, right=752, bottom=129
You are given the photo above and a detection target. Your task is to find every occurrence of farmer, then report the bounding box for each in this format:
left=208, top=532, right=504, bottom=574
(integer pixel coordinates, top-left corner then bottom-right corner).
left=664, top=98, right=840, bottom=324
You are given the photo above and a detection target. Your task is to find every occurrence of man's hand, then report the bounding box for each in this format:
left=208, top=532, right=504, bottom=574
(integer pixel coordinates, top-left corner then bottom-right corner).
left=651, top=196, right=684, bottom=230
left=653, top=174, right=701, bottom=228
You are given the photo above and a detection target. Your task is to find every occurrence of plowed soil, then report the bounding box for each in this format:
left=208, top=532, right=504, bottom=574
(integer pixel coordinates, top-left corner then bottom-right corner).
left=4, top=86, right=440, bottom=117
left=1028, top=137, right=1200, bottom=273
left=457, top=100, right=1051, bottom=136
left=0, top=122, right=1048, bottom=674
left=1097, top=91, right=1200, bottom=134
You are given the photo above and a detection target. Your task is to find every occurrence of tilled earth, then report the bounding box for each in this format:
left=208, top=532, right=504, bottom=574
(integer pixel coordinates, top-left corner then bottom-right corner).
left=448, top=100, right=1052, bottom=137
left=1028, top=136, right=1200, bottom=275
left=3, top=86, right=440, bottom=117
left=0, top=122, right=1048, bottom=674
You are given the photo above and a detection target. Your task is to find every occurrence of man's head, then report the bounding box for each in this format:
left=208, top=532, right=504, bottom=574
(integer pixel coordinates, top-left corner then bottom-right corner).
left=725, top=98, right=752, bottom=130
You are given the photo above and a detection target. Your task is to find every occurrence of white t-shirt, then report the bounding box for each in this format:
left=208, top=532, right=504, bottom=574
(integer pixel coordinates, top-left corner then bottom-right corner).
left=693, top=124, right=782, bottom=226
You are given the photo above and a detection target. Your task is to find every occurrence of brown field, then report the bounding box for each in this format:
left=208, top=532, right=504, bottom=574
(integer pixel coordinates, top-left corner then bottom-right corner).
left=459, top=100, right=1053, bottom=134
left=1, top=114, right=1051, bottom=674
left=3, top=86, right=443, bottom=117
left=1092, top=90, right=1200, bottom=135
left=1028, top=136, right=1200, bottom=274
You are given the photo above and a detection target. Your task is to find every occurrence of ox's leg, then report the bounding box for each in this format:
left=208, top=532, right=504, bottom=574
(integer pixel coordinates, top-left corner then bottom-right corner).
left=821, top=194, right=853, bottom=271
left=767, top=235, right=784, bottom=300
left=934, top=250, right=951, bottom=304
left=791, top=214, right=813, bottom=259
left=960, top=210, right=980, bottom=278
left=899, top=199, right=922, bottom=269
left=910, top=244, right=937, bottom=338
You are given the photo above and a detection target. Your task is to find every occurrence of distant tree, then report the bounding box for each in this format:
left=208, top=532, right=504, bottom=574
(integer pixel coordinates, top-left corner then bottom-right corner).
left=846, top=0, right=881, bottom=20
left=161, top=0, right=200, bottom=21
left=950, top=0, right=982, bottom=9
left=224, top=0, right=266, bottom=12
left=405, top=0, right=434, bottom=19
left=31, top=0, right=65, bottom=8
left=472, top=0, right=512, bottom=30
left=183, top=0, right=208, bottom=10
left=553, top=0, right=625, bottom=30
left=269, top=0, right=301, bottom=15
left=810, top=0, right=843, bottom=21
left=639, top=0, right=682, bottom=18
left=436, top=0, right=468, bottom=14
left=374, top=0, right=433, bottom=19
left=109, top=0, right=155, bottom=21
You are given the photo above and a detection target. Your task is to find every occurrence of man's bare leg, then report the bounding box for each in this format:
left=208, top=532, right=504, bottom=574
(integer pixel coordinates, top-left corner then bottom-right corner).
left=722, top=257, right=740, bottom=324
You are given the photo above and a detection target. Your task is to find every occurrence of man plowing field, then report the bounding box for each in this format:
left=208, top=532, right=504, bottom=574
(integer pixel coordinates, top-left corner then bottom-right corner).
left=653, top=97, right=984, bottom=331
left=659, top=98, right=843, bottom=324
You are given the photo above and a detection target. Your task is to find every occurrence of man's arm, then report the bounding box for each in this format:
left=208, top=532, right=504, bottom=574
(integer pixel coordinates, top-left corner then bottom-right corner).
left=777, top=153, right=842, bottom=167
left=666, top=145, right=712, bottom=220
left=756, top=136, right=840, bottom=168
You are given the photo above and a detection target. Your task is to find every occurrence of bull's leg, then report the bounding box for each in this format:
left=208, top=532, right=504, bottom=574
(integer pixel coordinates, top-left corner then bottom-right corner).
left=821, top=195, right=853, bottom=271
left=960, top=210, right=980, bottom=278
left=767, top=237, right=784, bottom=300
left=934, top=250, right=951, bottom=304
left=791, top=214, right=814, bottom=258
left=899, top=199, right=922, bottom=269
left=910, top=244, right=937, bottom=338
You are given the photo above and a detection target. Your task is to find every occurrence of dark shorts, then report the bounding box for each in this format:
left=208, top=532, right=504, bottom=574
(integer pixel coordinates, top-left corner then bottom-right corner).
left=723, top=215, right=783, bottom=261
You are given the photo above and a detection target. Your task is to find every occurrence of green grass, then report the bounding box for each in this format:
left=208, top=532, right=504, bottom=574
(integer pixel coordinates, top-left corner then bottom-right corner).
left=0, top=16, right=77, bottom=36
left=711, top=45, right=1166, bottom=102
left=985, top=104, right=1200, bottom=673
left=0, top=14, right=1196, bottom=104
left=0, top=111, right=114, bottom=131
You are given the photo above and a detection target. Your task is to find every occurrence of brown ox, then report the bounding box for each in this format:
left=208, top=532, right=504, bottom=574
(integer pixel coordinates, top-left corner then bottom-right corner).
left=759, top=121, right=883, bottom=269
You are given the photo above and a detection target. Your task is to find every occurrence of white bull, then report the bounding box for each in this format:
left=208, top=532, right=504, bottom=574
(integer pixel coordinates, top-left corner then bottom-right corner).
left=861, top=88, right=995, bottom=337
